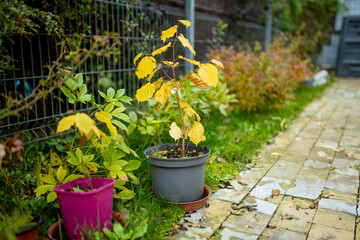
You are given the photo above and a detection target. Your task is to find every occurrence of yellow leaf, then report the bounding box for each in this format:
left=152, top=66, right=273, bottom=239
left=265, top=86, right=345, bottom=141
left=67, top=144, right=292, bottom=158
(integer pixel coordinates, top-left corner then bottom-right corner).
left=184, top=115, right=190, bottom=127
left=161, top=25, right=178, bottom=43
left=171, top=80, right=184, bottom=90
left=188, top=121, right=206, bottom=145
left=96, top=111, right=117, bottom=138
left=133, top=53, right=142, bottom=66
left=211, top=59, right=224, bottom=68
left=135, top=83, right=155, bottom=102
left=147, top=68, right=160, bottom=82
left=56, top=115, right=75, bottom=134
left=153, top=77, right=164, bottom=90
left=154, top=82, right=172, bottom=105
left=135, top=56, right=156, bottom=79
left=178, top=34, right=196, bottom=56
left=155, top=103, right=161, bottom=112
left=74, top=113, right=100, bottom=139
left=151, top=42, right=172, bottom=56
left=169, top=122, right=182, bottom=141
left=173, top=62, right=179, bottom=68
left=186, top=73, right=209, bottom=89
left=198, top=64, right=218, bottom=87
left=165, top=99, right=173, bottom=112
left=178, top=55, right=200, bottom=66
left=162, top=60, right=174, bottom=68
left=180, top=100, right=200, bottom=121
left=178, top=20, right=191, bottom=28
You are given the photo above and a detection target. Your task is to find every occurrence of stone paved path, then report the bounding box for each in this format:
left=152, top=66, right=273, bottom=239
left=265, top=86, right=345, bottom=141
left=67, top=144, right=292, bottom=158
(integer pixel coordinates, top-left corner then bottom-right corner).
left=175, top=79, right=360, bottom=240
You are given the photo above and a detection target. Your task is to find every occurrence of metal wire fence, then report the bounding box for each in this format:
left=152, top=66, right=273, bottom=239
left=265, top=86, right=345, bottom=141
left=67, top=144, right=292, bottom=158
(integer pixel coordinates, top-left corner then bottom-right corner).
left=0, top=0, right=269, bottom=142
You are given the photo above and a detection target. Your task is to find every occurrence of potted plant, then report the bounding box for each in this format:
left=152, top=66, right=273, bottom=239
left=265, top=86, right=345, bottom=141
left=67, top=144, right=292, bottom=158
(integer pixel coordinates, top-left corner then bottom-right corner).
left=134, top=20, right=223, bottom=204
left=34, top=73, right=141, bottom=239
left=0, top=134, right=43, bottom=240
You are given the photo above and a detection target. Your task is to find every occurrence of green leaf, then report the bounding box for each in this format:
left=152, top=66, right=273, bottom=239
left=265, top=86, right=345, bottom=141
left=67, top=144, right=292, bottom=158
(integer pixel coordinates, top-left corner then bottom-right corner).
left=112, top=113, right=130, bottom=123
left=78, top=94, right=91, bottom=103
left=109, top=165, right=125, bottom=180
left=74, top=73, right=84, bottom=88
left=98, top=90, right=107, bottom=99
left=114, top=179, right=126, bottom=189
left=113, top=222, right=125, bottom=238
left=75, top=148, right=83, bottom=162
left=110, top=106, right=126, bottom=115
left=112, top=120, right=128, bottom=131
left=127, top=123, right=137, bottom=135
left=35, top=185, right=52, bottom=196
left=104, top=102, right=115, bottom=113
left=126, top=172, right=139, bottom=184
left=114, top=102, right=124, bottom=108
left=56, top=166, right=67, bottom=183
left=132, top=223, right=148, bottom=240
left=83, top=154, right=95, bottom=163
left=129, top=111, right=137, bottom=123
left=33, top=158, right=41, bottom=178
left=78, top=84, right=87, bottom=97
left=122, top=160, right=141, bottom=171
left=72, top=186, right=85, bottom=193
left=115, top=89, right=125, bottom=98
left=112, top=160, right=128, bottom=167
left=47, top=191, right=57, bottom=203
left=65, top=77, right=77, bottom=91
left=116, top=190, right=135, bottom=200
left=117, top=142, right=130, bottom=154
left=119, top=96, right=132, bottom=105
left=61, top=88, right=76, bottom=102
left=40, top=174, right=56, bottom=184
left=63, top=174, right=83, bottom=183
left=50, top=151, right=63, bottom=166
left=107, top=88, right=115, bottom=99
left=67, top=151, right=80, bottom=166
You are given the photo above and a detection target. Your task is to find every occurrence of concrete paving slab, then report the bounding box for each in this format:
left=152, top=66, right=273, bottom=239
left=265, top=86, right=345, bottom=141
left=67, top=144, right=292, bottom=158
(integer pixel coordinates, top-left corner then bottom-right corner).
left=266, top=161, right=303, bottom=180
left=307, top=223, right=354, bottom=240
left=297, top=160, right=331, bottom=179
left=212, top=188, right=248, bottom=203
left=269, top=196, right=316, bottom=233
left=286, top=178, right=326, bottom=200
left=331, top=158, right=360, bottom=177
left=322, top=188, right=358, bottom=205
left=308, top=147, right=335, bottom=163
left=250, top=176, right=291, bottom=200
left=277, top=151, right=307, bottom=163
left=259, top=228, right=307, bottom=240
left=222, top=211, right=271, bottom=236
left=312, top=208, right=355, bottom=231
left=209, top=228, right=258, bottom=240
left=325, top=173, right=358, bottom=194
left=243, top=196, right=278, bottom=216
left=318, top=198, right=357, bottom=216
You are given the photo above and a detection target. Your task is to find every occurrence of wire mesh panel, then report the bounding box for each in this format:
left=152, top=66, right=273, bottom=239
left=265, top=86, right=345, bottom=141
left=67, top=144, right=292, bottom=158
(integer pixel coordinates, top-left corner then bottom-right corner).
left=0, top=0, right=264, bottom=142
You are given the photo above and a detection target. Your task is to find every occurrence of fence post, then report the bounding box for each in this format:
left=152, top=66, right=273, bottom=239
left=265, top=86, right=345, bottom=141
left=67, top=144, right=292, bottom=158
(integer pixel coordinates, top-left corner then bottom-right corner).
left=264, top=0, right=273, bottom=52
left=185, top=0, right=195, bottom=73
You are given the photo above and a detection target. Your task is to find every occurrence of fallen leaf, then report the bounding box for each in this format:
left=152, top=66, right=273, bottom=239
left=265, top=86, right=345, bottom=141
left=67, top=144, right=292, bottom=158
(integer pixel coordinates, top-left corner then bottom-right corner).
left=184, top=219, right=198, bottom=228
left=162, top=209, right=168, bottom=214
left=272, top=189, right=280, bottom=196
left=254, top=213, right=258, bottom=222
left=265, top=234, right=270, bottom=238
left=329, top=167, right=335, bottom=171
left=280, top=118, right=286, bottom=130
left=209, top=156, right=216, bottom=164
left=276, top=162, right=293, bottom=167
left=309, top=204, right=316, bottom=209
left=231, top=209, right=244, bottom=216
left=346, top=152, right=353, bottom=157
left=237, top=180, right=248, bottom=186
left=217, top=157, right=226, bottom=163
left=271, top=152, right=283, bottom=156
left=295, top=201, right=309, bottom=209
left=332, top=148, right=344, bottom=153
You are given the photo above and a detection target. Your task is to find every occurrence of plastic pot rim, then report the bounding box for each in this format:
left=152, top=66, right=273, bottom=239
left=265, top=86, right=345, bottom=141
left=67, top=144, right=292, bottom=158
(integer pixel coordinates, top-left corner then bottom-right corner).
left=54, top=177, right=115, bottom=196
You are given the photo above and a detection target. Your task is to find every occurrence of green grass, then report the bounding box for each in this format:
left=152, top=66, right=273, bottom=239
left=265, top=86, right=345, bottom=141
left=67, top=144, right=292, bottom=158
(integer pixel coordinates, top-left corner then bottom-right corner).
left=0, top=79, right=332, bottom=239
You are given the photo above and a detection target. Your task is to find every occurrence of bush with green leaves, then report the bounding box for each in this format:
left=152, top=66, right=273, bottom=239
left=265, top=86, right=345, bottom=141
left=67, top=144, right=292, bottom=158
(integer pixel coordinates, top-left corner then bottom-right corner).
left=34, top=73, right=141, bottom=202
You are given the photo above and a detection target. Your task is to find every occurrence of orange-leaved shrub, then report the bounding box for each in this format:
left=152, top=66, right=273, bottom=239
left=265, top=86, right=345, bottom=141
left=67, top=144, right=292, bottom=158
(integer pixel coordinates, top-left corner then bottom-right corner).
left=209, top=34, right=314, bottom=111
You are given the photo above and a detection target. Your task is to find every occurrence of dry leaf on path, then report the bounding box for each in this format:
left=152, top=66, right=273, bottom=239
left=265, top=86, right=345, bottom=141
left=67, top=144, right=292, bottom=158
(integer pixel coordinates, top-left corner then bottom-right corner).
left=332, top=148, right=344, bottom=153
left=276, top=162, right=293, bottom=167
left=272, top=189, right=280, bottom=196
left=237, top=180, right=248, bottom=186
left=265, top=234, right=270, bottom=238
left=271, top=152, right=283, bottom=156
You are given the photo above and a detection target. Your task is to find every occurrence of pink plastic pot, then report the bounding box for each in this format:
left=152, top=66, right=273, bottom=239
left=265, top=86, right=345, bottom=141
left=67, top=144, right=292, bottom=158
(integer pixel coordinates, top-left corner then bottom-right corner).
left=54, top=177, right=115, bottom=239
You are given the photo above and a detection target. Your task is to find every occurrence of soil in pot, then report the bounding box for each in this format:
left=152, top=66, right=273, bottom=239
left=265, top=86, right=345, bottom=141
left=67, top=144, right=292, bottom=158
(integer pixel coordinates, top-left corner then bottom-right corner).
left=153, top=146, right=204, bottom=158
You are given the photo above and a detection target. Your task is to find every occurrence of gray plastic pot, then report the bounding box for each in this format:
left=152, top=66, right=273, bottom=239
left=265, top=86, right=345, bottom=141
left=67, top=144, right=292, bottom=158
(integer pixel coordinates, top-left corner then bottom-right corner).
left=144, top=143, right=210, bottom=203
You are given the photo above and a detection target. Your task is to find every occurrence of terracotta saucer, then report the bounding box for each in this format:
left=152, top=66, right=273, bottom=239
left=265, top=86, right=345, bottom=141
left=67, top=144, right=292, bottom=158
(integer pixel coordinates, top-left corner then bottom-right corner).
left=150, top=184, right=211, bottom=212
